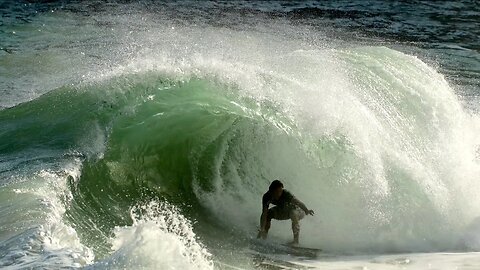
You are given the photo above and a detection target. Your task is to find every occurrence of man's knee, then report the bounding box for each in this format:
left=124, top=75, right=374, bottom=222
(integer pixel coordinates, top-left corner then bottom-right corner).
left=291, top=208, right=304, bottom=220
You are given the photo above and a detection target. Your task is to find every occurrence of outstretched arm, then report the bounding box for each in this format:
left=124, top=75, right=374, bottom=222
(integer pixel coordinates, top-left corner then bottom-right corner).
left=292, top=197, right=314, bottom=215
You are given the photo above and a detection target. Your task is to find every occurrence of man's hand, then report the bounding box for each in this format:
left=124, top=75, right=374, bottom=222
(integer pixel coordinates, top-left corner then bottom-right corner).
left=292, top=197, right=314, bottom=216
left=305, top=209, right=315, bottom=216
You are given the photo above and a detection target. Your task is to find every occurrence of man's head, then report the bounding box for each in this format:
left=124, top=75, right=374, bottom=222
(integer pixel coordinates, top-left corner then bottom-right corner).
left=269, top=179, right=284, bottom=200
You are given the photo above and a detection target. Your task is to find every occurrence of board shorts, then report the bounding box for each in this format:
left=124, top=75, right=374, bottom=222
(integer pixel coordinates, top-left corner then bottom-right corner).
left=267, top=206, right=305, bottom=221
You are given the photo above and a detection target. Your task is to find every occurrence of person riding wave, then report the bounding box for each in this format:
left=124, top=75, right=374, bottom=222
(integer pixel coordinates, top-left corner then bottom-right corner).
left=257, top=180, right=314, bottom=245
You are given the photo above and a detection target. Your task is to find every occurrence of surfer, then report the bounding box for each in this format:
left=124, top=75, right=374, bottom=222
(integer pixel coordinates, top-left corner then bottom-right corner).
left=257, top=180, right=314, bottom=245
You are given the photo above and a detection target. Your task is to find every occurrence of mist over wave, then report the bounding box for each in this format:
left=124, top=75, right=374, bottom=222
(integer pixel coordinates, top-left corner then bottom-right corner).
left=1, top=3, right=480, bottom=269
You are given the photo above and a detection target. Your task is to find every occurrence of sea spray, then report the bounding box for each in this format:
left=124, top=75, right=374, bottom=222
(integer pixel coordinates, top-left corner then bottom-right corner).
left=0, top=161, right=94, bottom=268
left=91, top=201, right=213, bottom=269
left=1, top=3, right=480, bottom=269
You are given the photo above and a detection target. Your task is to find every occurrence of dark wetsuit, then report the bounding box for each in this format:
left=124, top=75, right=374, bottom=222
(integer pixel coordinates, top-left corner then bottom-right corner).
left=259, top=189, right=307, bottom=241
left=263, top=190, right=302, bottom=220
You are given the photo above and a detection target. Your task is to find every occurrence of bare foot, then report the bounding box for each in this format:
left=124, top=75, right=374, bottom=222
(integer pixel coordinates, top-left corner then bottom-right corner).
left=286, top=240, right=299, bottom=247
left=257, top=231, right=267, bottom=240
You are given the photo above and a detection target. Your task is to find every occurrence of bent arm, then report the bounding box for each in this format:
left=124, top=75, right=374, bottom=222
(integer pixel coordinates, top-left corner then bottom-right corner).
left=292, top=197, right=310, bottom=214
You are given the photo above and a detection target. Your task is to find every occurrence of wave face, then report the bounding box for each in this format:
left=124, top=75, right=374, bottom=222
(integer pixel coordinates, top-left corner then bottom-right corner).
left=1, top=6, right=480, bottom=269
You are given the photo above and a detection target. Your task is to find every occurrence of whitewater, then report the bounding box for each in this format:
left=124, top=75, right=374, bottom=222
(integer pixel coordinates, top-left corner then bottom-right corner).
left=1, top=1, right=480, bottom=269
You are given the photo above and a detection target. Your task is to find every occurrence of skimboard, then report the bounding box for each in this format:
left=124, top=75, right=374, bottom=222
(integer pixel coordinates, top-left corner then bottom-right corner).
left=281, top=244, right=321, bottom=257
left=250, top=238, right=321, bottom=257
left=281, top=244, right=321, bottom=255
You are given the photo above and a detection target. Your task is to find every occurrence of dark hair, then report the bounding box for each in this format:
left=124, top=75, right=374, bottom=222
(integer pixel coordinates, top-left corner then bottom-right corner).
left=269, top=180, right=284, bottom=192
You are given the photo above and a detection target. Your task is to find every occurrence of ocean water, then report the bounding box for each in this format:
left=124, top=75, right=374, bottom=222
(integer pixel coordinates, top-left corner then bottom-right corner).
left=1, top=1, right=480, bottom=269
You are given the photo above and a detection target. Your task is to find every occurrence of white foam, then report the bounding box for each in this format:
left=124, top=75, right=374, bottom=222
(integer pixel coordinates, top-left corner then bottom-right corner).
left=292, top=252, right=480, bottom=270
left=0, top=160, right=94, bottom=268
left=92, top=201, right=213, bottom=270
